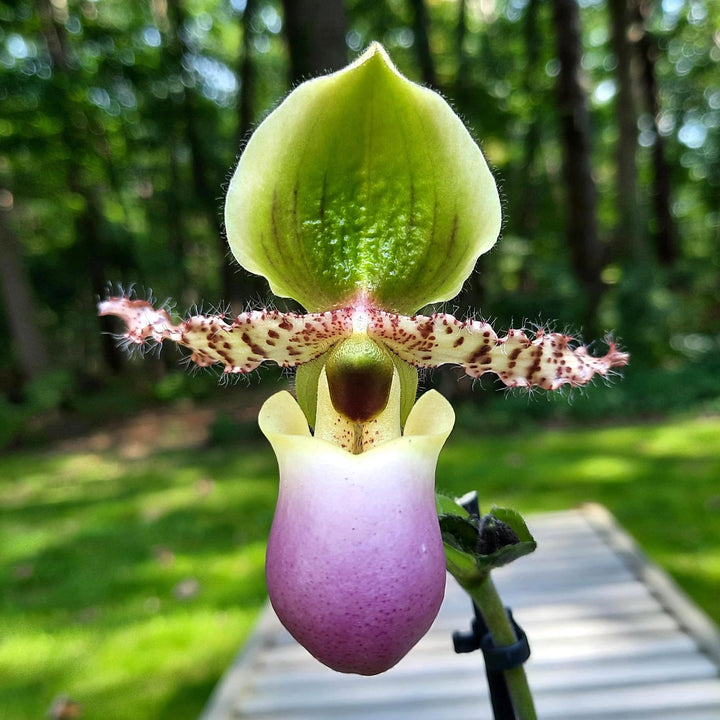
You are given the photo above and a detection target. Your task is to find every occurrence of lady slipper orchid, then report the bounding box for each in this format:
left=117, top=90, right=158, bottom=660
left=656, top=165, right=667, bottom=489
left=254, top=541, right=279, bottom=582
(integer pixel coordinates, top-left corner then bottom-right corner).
left=99, top=43, right=628, bottom=675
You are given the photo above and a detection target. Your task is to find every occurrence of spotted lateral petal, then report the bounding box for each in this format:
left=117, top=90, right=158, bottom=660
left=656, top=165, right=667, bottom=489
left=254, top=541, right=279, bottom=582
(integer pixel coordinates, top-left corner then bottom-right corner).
left=368, top=311, right=628, bottom=390
left=98, top=297, right=353, bottom=373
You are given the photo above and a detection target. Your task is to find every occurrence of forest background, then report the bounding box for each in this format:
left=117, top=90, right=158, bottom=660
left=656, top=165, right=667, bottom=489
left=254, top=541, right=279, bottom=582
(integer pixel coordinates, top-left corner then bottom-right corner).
left=2, top=1, right=720, bottom=718
left=1, top=0, right=719, bottom=440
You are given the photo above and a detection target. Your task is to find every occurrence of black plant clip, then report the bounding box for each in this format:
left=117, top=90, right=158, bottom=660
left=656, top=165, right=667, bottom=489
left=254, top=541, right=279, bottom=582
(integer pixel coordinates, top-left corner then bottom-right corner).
left=448, top=491, right=533, bottom=720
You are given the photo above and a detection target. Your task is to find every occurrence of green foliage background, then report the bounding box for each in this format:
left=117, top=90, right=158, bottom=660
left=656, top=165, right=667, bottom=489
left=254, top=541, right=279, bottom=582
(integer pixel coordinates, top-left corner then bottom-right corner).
left=1, top=0, right=718, bottom=434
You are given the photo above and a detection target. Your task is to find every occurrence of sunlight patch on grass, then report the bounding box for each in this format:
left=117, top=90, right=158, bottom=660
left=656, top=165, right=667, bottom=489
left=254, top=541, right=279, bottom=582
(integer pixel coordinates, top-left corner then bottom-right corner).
left=80, top=608, right=259, bottom=719
left=137, top=485, right=208, bottom=523
left=666, top=550, right=720, bottom=577
left=634, top=416, right=720, bottom=458
left=0, top=607, right=261, bottom=720
left=0, top=625, right=89, bottom=675
left=0, top=521, right=58, bottom=563
left=53, top=452, right=125, bottom=484
left=0, top=453, right=125, bottom=509
left=90, top=609, right=250, bottom=680
left=565, top=455, right=637, bottom=482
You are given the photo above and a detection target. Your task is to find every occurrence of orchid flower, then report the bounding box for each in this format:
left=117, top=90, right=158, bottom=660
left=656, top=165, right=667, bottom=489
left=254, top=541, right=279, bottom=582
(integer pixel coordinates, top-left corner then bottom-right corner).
left=99, top=44, right=627, bottom=676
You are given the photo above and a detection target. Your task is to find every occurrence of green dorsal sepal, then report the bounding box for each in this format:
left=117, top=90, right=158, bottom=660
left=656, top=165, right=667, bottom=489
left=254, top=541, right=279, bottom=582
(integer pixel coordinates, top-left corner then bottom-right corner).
left=325, top=335, right=395, bottom=423
left=224, top=42, right=501, bottom=314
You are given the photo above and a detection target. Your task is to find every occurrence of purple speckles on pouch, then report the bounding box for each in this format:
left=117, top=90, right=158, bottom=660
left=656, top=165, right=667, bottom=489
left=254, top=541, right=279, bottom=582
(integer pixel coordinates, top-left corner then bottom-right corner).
left=265, top=442, right=446, bottom=675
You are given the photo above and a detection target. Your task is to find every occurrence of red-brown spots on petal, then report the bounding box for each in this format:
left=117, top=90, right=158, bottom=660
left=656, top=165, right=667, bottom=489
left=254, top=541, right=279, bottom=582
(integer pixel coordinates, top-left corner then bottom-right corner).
left=467, top=347, right=491, bottom=364
left=418, top=320, right=434, bottom=339
left=97, top=297, right=353, bottom=375
left=241, top=332, right=268, bottom=358
left=366, top=308, right=627, bottom=390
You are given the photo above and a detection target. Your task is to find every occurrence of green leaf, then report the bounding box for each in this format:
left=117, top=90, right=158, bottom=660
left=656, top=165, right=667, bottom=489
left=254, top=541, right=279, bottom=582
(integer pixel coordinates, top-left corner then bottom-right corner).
left=437, top=504, right=537, bottom=588
left=435, top=492, right=471, bottom=517
left=225, top=42, right=501, bottom=314
left=479, top=537, right=537, bottom=571
left=439, top=513, right=480, bottom=554
left=443, top=544, right=481, bottom=581
left=488, top=506, right=535, bottom=545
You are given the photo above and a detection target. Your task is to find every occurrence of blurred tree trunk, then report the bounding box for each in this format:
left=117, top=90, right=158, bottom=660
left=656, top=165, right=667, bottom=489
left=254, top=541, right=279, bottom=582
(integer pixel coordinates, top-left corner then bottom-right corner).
left=608, top=0, right=644, bottom=259
left=551, top=0, right=605, bottom=331
left=281, top=0, right=348, bottom=83
left=408, top=0, right=438, bottom=89
left=76, top=188, right=124, bottom=373
left=237, top=0, right=259, bottom=153
left=455, top=0, right=470, bottom=103
left=152, top=0, right=188, bottom=304
left=36, top=0, right=123, bottom=372
left=233, top=0, right=270, bottom=303
left=0, top=208, right=49, bottom=381
left=166, top=145, right=190, bottom=297
left=164, top=0, right=245, bottom=310
left=634, top=0, right=678, bottom=266
left=517, top=0, right=542, bottom=239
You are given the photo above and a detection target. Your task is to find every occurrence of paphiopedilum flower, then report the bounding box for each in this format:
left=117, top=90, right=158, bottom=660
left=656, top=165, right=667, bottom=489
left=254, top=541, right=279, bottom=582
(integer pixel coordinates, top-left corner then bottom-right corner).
left=99, top=44, right=628, bottom=675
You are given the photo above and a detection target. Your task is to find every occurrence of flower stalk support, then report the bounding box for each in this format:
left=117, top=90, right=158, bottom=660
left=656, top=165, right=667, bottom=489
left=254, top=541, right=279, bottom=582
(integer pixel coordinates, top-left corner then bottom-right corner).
left=452, top=493, right=537, bottom=720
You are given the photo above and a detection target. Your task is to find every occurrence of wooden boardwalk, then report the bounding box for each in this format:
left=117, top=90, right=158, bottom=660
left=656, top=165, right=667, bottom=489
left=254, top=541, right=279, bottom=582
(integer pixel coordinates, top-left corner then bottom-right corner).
left=200, top=504, right=720, bottom=720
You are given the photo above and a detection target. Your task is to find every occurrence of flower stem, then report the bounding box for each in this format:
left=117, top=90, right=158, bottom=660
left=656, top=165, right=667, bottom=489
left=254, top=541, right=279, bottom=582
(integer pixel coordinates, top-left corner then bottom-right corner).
left=465, top=576, right=537, bottom=720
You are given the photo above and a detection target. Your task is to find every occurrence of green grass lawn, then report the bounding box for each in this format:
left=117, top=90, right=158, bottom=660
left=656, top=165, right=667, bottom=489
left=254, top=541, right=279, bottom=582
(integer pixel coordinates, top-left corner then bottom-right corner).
left=438, top=414, right=720, bottom=624
left=1, top=412, right=718, bottom=720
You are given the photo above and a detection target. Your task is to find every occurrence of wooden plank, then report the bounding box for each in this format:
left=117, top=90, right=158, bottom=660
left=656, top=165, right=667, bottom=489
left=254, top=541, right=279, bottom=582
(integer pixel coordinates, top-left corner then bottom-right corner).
left=582, top=502, right=720, bottom=667
left=254, top=624, right=698, bottom=673
left=537, top=679, right=720, bottom=719
left=197, top=606, right=279, bottom=720
left=232, top=677, right=720, bottom=720
left=254, top=649, right=707, bottom=695
left=237, top=707, right=720, bottom=720
left=199, top=507, right=720, bottom=720
left=240, top=655, right=720, bottom=714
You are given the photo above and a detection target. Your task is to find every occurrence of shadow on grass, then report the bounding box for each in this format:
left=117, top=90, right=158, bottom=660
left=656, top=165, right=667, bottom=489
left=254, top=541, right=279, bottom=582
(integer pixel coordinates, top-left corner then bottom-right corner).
left=158, top=676, right=220, bottom=720
left=0, top=440, right=281, bottom=720
left=2, top=455, right=277, bottom=614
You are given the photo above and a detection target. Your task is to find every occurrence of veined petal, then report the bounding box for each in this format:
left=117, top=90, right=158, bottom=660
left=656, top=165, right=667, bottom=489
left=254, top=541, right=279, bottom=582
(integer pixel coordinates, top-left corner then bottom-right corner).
left=98, top=297, right=353, bottom=373
left=368, top=310, right=629, bottom=390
